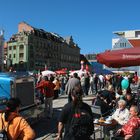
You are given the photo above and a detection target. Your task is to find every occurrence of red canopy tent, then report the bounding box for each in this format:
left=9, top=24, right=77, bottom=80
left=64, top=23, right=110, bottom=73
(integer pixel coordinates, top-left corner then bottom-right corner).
left=55, top=69, right=69, bottom=75
left=96, top=47, right=140, bottom=68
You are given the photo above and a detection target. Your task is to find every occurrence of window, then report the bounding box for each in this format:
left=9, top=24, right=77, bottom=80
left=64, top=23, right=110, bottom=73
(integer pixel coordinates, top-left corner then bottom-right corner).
left=30, top=61, right=34, bottom=67
left=9, top=54, right=11, bottom=58
left=19, top=53, right=24, bottom=58
left=20, top=37, right=24, bottom=41
left=30, top=45, right=33, bottom=50
left=13, top=54, right=16, bottom=58
left=9, top=46, right=12, bottom=50
left=124, top=43, right=126, bottom=47
left=30, top=52, right=34, bottom=58
left=13, top=46, right=16, bottom=50
left=20, top=45, right=24, bottom=50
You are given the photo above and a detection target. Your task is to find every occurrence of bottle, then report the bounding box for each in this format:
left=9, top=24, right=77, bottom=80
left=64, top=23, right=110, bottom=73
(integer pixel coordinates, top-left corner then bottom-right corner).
left=110, top=130, right=113, bottom=140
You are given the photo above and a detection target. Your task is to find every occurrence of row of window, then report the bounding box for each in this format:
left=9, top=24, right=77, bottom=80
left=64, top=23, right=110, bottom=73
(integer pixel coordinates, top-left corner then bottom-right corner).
left=9, top=45, right=24, bottom=50
left=61, top=54, right=79, bottom=62
left=85, top=54, right=96, bottom=60
left=114, top=42, right=127, bottom=48
left=34, top=42, right=60, bottom=51
left=9, top=53, right=24, bottom=59
left=120, top=42, right=127, bottom=47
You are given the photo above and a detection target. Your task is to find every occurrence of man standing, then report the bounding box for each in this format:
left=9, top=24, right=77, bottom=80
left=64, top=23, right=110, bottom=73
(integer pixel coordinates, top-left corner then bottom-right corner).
left=36, top=76, right=55, bottom=119
left=84, top=73, right=90, bottom=95
left=80, top=74, right=86, bottom=96
left=56, top=86, right=93, bottom=140
left=98, top=73, right=104, bottom=90
left=65, top=73, right=81, bottom=102
left=93, top=73, right=98, bottom=94
left=37, top=72, right=43, bottom=84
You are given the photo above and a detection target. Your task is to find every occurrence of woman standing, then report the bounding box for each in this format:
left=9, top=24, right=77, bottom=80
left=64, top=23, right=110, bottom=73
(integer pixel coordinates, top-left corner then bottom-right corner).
left=0, top=98, right=35, bottom=140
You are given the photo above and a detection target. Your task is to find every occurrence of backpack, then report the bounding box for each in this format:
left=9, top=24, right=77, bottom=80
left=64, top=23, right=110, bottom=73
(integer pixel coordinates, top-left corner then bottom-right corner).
left=0, top=114, right=15, bottom=140
left=0, top=129, right=8, bottom=140
left=69, top=108, right=94, bottom=139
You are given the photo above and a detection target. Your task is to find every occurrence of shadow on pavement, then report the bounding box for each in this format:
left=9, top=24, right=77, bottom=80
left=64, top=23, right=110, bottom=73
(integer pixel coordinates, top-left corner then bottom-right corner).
left=32, top=108, right=62, bottom=139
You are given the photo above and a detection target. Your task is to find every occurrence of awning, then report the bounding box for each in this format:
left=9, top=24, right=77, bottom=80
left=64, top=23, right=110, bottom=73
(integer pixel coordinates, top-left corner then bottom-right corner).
left=96, top=47, right=140, bottom=68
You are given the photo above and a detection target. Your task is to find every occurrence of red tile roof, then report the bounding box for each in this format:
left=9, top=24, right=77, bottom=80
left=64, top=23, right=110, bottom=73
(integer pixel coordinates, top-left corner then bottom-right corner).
left=128, top=39, right=140, bottom=47
left=3, top=42, right=7, bottom=49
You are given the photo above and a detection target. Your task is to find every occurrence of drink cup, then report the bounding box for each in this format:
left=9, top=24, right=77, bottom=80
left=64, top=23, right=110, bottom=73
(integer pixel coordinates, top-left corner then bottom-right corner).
left=94, top=119, right=98, bottom=123
left=105, top=120, right=111, bottom=123
left=108, top=116, right=112, bottom=120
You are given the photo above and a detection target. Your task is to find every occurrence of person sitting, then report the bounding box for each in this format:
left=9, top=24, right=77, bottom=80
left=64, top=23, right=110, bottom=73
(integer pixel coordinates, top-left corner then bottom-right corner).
left=0, top=98, right=35, bottom=140
left=104, top=99, right=130, bottom=137
left=112, top=99, right=130, bottom=125
left=114, top=105, right=140, bottom=140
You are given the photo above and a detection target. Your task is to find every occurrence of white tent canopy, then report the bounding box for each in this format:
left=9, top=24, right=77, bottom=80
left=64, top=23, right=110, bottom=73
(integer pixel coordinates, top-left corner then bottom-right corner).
left=41, top=70, right=56, bottom=76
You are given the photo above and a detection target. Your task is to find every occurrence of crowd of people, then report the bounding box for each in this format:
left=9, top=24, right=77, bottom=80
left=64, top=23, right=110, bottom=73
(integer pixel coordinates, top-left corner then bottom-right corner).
left=34, top=71, right=140, bottom=140
left=1, top=70, right=140, bottom=140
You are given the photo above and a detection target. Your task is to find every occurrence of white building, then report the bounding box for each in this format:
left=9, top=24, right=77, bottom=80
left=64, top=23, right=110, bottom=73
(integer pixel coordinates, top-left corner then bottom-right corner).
left=106, top=30, right=140, bottom=75
left=112, top=30, right=140, bottom=50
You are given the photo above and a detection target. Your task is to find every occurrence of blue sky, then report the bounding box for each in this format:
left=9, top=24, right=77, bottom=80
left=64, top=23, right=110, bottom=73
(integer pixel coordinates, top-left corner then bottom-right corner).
left=1, top=0, right=140, bottom=54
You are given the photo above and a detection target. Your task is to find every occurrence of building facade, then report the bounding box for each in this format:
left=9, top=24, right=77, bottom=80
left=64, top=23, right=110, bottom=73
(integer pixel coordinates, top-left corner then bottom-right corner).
left=0, top=30, right=4, bottom=71
left=7, top=22, right=80, bottom=71
left=112, top=30, right=140, bottom=50
left=108, top=30, right=140, bottom=75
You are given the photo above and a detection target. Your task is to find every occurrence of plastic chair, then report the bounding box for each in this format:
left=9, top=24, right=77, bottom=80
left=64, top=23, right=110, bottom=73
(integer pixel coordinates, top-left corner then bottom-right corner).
left=91, top=105, right=103, bottom=118
left=91, top=105, right=103, bottom=139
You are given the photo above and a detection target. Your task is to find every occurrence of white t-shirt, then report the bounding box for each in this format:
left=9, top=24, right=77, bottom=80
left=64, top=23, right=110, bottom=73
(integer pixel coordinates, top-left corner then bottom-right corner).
left=99, top=75, right=104, bottom=83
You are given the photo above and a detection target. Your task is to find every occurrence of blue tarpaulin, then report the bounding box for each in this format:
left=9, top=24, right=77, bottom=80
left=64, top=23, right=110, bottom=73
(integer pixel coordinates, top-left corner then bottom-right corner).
left=90, top=61, right=113, bottom=74
left=93, top=68, right=113, bottom=74
left=0, top=77, right=12, bottom=99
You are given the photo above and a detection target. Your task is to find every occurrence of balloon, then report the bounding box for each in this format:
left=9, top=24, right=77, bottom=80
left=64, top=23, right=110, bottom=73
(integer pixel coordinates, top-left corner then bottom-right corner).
left=121, top=79, right=129, bottom=89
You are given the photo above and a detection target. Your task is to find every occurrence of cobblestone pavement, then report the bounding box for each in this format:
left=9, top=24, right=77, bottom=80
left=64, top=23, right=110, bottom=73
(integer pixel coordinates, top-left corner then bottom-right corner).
left=33, top=94, right=96, bottom=140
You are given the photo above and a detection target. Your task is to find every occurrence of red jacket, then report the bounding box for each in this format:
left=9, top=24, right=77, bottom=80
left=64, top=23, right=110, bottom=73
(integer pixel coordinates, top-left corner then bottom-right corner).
left=36, top=80, right=55, bottom=98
